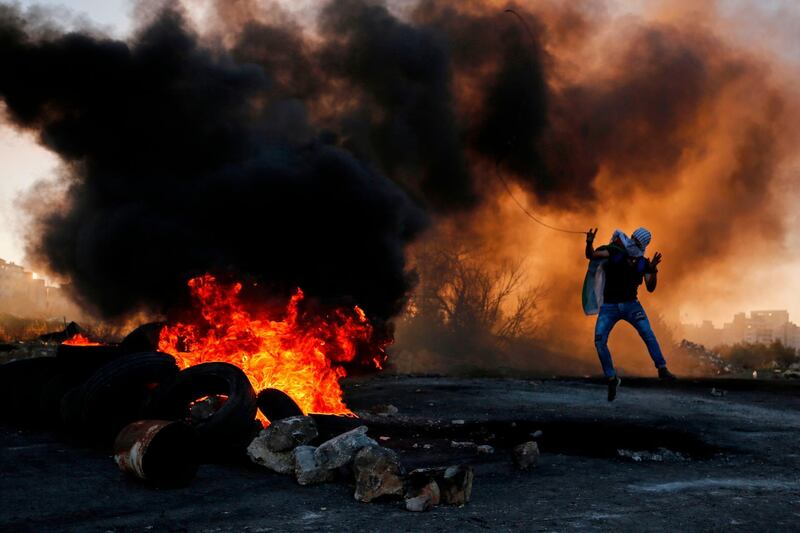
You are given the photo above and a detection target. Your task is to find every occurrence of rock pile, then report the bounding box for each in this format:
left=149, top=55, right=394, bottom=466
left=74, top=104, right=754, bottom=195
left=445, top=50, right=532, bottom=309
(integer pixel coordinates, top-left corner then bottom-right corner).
left=246, top=416, right=474, bottom=511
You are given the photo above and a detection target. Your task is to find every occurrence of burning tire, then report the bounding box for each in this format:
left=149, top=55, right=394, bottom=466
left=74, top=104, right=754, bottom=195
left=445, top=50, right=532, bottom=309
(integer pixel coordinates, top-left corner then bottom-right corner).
left=148, top=362, right=258, bottom=455
left=256, top=388, right=304, bottom=422
left=56, top=343, right=123, bottom=376
left=119, top=322, right=165, bottom=355
left=79, top=352, right=179, bottom=442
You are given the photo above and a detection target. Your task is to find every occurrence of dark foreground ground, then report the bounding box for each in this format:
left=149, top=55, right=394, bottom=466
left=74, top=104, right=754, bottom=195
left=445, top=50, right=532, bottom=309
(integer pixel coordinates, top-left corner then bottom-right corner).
left=2, top=375, right=800, bottom=532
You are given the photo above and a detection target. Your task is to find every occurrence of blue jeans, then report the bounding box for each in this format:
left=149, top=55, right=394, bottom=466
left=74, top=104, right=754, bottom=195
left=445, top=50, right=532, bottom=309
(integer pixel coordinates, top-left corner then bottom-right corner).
left=594, top=301, right=666, bottom=378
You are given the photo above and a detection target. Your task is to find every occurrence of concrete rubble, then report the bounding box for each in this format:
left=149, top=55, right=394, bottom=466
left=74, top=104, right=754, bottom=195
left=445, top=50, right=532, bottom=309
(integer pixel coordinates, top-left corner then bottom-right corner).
left=245, top=416, right=478, bottom=509
left=405, top=479, right=440, bottom=512
left=314, top=426, right=377, bottom=470
left=259, top=416, right=318, bottom=452
left=246, top=439, right=295, bottom=475
left=353, top=446, right=405, bottom=502
left=617, top=447, right=687, bottom=462
left=513, top=441, right=540, bottom=470
left=406, top=465, right=474, bottom=507
left=368, top=404, right=399, bottom=416
left=293, top=445, right=335, bottom=485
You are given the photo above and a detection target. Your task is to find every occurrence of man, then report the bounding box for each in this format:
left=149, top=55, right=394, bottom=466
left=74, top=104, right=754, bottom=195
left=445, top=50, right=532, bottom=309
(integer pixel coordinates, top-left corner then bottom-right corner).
left=585, top=227, right=677, bottom=401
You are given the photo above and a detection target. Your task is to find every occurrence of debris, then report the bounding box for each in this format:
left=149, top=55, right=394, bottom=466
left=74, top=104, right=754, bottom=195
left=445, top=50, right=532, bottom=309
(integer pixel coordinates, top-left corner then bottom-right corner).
left=369, top=404, right=399, bottom=416
left=513, top=441, right=540, bottom=470
left=422, top=444, right=432, bottom=449
left=259, top=415, right=318, bottom=452
left=294, top=445, right=335, bottom=485
left=404, top=480, right=440, bottom=512
left=617, top=448, right=687, bottom=462
left=451, top=419, right=465, bottom=425
left=379, top=436, right=391, bottom=441
left=247, top=435, right=295, bottom=475
left=710, top=388, right=726, bottom=397
left=353, top=446, right=406, bottom=502
left=450, top=440, right=477, bottom=449
left=405, top=494, right=433, bottom=512
left=314, top=426, right=377, bottom=470
left=440, top=465, right=474, bottom=505
left=189, top=395, right=226, bottom=422
left=114, top=420, right=198, bottom=486
left=407, top=465, right=474, bottom=506
left=531, top=430, right=544, bottom=439
left=476, top=444, right=495, bottom=455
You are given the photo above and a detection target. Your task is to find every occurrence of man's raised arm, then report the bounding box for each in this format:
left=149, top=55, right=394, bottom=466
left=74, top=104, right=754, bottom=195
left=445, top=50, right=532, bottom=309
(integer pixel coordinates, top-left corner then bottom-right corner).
left=645, top=252, right=662, bottom=292
left=585, top=228, right=609, bottom=259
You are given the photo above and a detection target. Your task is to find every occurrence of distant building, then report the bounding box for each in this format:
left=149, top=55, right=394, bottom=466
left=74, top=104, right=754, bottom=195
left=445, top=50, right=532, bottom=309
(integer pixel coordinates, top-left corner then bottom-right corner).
left=0, top=258, right=80, bottom=319
left=681, top=310, right=800, bottom=350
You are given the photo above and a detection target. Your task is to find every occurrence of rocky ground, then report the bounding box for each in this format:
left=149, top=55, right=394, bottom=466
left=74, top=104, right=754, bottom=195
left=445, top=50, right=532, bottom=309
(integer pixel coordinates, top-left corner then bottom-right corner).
left=2, top=375, right=800, bottom=532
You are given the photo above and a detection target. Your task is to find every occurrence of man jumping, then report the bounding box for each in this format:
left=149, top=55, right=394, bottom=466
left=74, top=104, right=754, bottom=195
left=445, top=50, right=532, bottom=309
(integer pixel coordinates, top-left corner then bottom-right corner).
left=585, top=227, right=677, bottom=401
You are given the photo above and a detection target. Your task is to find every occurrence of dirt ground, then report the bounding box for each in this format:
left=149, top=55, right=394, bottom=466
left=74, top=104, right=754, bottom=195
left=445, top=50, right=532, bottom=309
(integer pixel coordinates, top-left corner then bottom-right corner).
left=2, top=375, right=800, bottom=532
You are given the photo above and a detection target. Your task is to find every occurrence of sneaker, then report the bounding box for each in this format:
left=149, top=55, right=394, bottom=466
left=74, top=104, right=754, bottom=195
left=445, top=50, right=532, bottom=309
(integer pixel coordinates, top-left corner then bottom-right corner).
left=658, top=367, right=677, bottom=381
left=607, top=376, right=621, bottom=402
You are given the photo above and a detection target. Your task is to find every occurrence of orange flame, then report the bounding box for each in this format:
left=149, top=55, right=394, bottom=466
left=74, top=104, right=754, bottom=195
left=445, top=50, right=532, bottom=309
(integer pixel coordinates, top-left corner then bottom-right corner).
left=157, top=274, right=386, bottom=418
left=62, top=333, right=103, bottom=346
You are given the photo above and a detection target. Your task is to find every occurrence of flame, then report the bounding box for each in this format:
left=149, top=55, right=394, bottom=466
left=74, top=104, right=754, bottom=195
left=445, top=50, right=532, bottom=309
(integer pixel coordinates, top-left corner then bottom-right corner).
left=158, top=274, right=386, bottom=419
left=62, top=333, right=103, bottom=346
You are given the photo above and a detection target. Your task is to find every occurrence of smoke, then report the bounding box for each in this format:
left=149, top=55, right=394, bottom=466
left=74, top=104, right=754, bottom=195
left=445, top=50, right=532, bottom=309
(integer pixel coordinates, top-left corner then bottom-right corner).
left=0, top=0, right=796, bottom=376
left=0, top=4, right=426, bottom=321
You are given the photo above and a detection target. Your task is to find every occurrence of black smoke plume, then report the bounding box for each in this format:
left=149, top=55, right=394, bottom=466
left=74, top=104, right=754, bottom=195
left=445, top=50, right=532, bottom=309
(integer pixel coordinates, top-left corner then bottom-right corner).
left=0, top=5, right=426, bottom=320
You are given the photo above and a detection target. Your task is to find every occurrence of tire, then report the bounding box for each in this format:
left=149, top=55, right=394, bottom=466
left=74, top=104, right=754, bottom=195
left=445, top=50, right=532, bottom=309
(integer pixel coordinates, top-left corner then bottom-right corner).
left=119, top=322, right=165, bottom=355
left=0, top=357, right=61, bottom=425
left=80, top=352, right=179, bottom=443
left=40, top=369, right=89, bottom=428
left=60, top=386, right=85, bottom=431
left=256, top=388, right=304, bottom=422
left=149, top=362, right=257, bottom=454
left=56, top=344, right=123, bottom=376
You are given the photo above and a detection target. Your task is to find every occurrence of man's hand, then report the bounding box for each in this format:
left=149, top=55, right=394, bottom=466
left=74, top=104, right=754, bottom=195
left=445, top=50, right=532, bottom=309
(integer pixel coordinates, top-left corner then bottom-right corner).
left=650, top=252, right=662, bottom=270
left=645, top=252, right=661, bottom=292
left=585, top=228, right=600, bottom=260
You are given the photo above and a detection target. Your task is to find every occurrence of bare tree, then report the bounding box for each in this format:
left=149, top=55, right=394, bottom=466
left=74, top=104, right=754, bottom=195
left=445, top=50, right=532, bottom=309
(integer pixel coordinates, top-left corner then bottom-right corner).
left=403, top=243, right=544, bottom=347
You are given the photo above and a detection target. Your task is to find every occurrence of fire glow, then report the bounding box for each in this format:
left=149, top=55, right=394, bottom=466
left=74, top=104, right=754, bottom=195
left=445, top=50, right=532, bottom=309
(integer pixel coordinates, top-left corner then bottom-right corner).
left=158, top=275, right=386, bottom=418
left=62, top=333, right=103, bottom=346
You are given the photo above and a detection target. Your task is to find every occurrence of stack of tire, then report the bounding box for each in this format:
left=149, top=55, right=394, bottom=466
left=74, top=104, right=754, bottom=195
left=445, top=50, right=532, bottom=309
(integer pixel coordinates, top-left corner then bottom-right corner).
left=0, top=324, right=263, bottom=459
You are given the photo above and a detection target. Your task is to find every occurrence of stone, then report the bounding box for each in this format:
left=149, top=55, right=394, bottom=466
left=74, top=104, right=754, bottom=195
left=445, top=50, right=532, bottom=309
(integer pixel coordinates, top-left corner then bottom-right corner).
left=513, top=441, right=540, bottom=470
left=405, top=495, right=431, bottom=512
left=247, top=436, right=295, bottom=475
left=294, top=445, right=335, bottom=485
left=369, top=404, right=399, bottom=416
left=314, top=426, right=377, bottom=470
left=476, top=445, right=495, bottom=455
left=353, top=446, right=405, bottom=502
left=259, top=416, right=318, bottom=452
left=189, top=395, right=226, bottom=422
left=450, top=441, right=476, bottom=449
left=404, top=480, right=440, bottom=512
left=440, top=465, right=473, bottom=505
left=407, top=465, right=473, bottom=506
